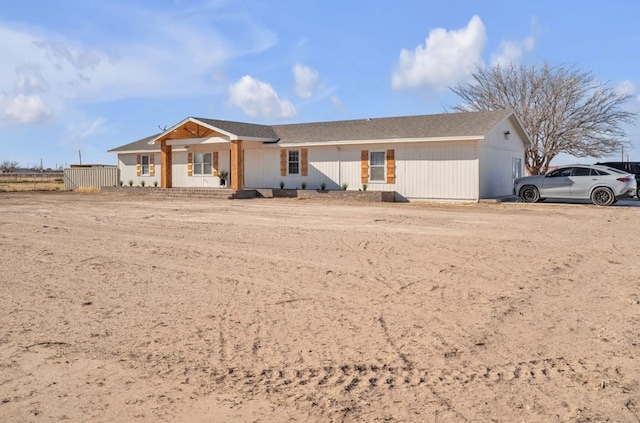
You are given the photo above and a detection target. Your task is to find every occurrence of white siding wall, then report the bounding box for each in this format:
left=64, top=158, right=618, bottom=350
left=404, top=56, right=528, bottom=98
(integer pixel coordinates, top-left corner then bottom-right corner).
left=245, top=142, right=479, bottom=200
left=244, top=146, right=283, bottom=188
left=394, top=142, right=478, bottom=201
left=171, top=151, right=189, bottom=187
left=244, top=145, right=343, bottom=190
left=478, top=121, right=526, bottom=198
left=172, top=148, right=230, bottom=188
left=118, top=153, right=161, bottom=187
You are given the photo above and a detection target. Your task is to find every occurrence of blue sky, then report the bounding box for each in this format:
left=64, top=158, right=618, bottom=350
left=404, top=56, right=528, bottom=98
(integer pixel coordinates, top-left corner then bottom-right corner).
left=1, top=0, right=639, bottom=168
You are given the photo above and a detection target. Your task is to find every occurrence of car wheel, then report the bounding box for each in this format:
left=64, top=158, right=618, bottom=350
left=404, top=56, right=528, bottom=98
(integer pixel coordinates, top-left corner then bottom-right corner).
left=591, top=187, right=615, bottom=206
left=519, top=185, right=540, bottom=203
left=636, top=187, right=640, bottom=199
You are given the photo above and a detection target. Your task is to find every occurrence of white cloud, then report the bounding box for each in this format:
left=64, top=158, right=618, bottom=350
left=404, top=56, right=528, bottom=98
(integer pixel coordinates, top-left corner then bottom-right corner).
left=331, top=95, right=345, bottom=113
left=392, top=15, right=487, bottom=91
left=33, top=40, right=102, bottom=71
left=63, top=117, right=105, bottom=149
left=14, top=64, right=49, bottom=94
left=0, top=2, right=279, bottom=126
left=293, top=64, right=319, bottom=98
left=0, top=93, right=52, bottom=124
left=616, top=80, right=636, bottom=97
left=228, top=75, right=296, bottom=120
left=490, top=18, right=536, bottom=67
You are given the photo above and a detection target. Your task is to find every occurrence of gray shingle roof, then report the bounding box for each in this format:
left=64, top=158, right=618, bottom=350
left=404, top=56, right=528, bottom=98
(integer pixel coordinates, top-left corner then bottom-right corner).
left=272, top=110, right=512, bottom=144
left=193, top=117, right=279, bottom=139
left=108, top=110, right=515, bottom=152
left=107, top=133, right=161, bottom=153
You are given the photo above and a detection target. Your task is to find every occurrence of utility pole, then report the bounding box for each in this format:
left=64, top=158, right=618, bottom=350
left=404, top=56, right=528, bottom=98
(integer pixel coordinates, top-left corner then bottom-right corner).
left=78, top=150, right=82, bottom=165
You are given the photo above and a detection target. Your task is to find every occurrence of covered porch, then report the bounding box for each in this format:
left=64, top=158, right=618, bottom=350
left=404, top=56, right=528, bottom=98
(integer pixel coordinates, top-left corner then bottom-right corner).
left=150, top=117, right=278, bottom=189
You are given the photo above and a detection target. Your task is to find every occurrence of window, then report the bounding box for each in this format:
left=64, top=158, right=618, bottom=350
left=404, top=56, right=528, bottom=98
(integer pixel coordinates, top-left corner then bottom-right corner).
left=572, top=167, right=590, bottom=176
left=194, top=153, right=212, bottom=175
left=512, top=158, right=522, bottom=180
left=288, top=150, right=299, bottom=175
left=141, top=155, right=150, bottom=176
left=547, top=167, right=573, bottom=177
left=370, top=151, right=385, bottom=181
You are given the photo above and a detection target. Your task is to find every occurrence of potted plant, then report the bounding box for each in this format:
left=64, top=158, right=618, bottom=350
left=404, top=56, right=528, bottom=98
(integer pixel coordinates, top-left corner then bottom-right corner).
left=219, top=170, right=228, bottom=187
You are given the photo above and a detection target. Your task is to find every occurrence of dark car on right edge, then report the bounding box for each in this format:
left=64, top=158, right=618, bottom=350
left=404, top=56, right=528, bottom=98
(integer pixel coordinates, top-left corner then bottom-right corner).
left=596, top=162, right=640, bottom=198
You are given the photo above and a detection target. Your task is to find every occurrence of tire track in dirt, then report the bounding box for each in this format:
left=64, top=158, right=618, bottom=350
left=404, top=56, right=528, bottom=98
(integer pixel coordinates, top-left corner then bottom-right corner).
left=216, top=278, right=240, bottom=366
left=194, top=355, right=603, bottom=420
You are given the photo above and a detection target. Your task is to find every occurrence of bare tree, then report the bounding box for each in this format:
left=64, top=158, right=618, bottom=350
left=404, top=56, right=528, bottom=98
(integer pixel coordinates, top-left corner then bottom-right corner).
left=0, top=160, right=19, bottom=173
left=450, top=63, right=637, bottom=174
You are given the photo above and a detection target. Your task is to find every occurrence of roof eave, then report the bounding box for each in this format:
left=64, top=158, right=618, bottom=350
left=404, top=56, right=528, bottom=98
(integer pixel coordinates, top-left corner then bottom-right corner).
left=506, top=113, right=532, bottom=148
left=281, top=136, right=484, bottom=148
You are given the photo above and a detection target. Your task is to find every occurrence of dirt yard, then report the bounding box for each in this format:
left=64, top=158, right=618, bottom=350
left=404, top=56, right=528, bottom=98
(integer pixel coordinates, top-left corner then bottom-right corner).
left=1, top=192, right=639, bottom=422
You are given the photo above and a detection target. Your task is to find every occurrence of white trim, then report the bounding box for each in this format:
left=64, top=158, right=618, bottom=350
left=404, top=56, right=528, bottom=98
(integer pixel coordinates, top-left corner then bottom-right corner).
left=368, top=150, right=386, bottom=182
left=287, top=149, right=300, bottom=175
left=108, top=147, right=187, bottom=155
left=281, top=135, right=484, bottom=148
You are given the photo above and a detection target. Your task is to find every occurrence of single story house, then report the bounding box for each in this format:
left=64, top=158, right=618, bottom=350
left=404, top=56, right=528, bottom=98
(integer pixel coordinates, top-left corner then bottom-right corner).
left=108, top=109, right=530, bottom=201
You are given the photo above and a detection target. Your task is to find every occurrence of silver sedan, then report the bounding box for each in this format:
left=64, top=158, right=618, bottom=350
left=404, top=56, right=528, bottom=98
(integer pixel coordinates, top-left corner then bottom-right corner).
left=514, top=164, right=637, bottom=206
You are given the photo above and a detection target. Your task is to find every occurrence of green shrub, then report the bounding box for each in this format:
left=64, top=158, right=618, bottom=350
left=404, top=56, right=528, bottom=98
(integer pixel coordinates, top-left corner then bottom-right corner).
left=128, top=180, right=133, bottom=186
left=341, top=183, right=348, bottom=190
left=153, top=181, right=158, bottom=187
left=301, top=182, right=307, bottom=189
left=320, top=182, right=326, bottom=190
left=362, top=183, right=367, bottom=191
left=140, top=180, right=145, bottom=187
left=279, top=181, right=285, bottom=189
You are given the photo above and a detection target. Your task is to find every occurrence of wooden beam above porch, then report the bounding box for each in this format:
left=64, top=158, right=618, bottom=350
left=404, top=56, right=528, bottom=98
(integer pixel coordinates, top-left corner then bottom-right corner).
left=155, top=121, right=217, bottom=143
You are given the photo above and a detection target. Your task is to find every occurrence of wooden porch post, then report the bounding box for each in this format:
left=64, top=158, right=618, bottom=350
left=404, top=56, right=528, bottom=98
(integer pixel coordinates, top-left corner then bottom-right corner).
left=231, top=140, right=244, bottom=190
left=160, top=140, right=172, bottom=188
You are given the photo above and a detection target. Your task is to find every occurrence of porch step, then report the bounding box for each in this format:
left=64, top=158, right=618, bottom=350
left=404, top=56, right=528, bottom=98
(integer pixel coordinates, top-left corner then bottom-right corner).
left=148, top=188, right=236, bottom=199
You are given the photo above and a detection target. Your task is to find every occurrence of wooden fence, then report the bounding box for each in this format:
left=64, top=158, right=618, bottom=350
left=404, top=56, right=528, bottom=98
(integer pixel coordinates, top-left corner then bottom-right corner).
left=0, top=172, right=63, bottom=181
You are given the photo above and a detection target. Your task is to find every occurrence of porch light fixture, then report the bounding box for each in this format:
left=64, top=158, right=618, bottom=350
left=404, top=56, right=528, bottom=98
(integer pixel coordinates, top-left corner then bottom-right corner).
left=503, top=130, right=511, bottom=140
